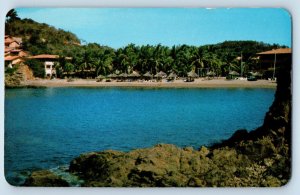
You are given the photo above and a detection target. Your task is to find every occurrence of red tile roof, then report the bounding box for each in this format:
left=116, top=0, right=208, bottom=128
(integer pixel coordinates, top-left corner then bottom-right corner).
left=5, top=36, right=22, bottom=43
left=5, top=55, right=20, bottom=61
left=28, top=54, right=60, bottom=59
left=257, top=48, right=292, bottom=55
left=10, top=49, right=22, bottom=53
left=18, top=51, right=29, bottom=57
left=5, top=37, right=14, bottom=44
left=28, top=54, right=72, bottom=60
left=5, top=47, right=13, bottom=52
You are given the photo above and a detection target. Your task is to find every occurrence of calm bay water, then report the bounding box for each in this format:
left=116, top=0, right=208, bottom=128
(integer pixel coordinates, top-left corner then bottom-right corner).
left=5, top=87, right=275, bottom=185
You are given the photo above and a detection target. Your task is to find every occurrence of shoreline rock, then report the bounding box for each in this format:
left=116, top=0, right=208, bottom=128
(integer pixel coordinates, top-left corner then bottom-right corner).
left=23, top=170, right=69, bottom=187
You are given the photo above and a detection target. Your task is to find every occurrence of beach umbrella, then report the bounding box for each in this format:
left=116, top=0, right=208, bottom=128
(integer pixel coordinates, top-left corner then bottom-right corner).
left=96, top=75, right=105, bottom=79
left=187, top=71, right=199, bottom=78
left=154, top=73, right=162, bottom=78
left=206, top=71, right=216, bottom=76
left=119, top=73, right=128, bottom=78
left=143, top=72, right=153, bottom=80
left=96, top=75, right=105, bottom=82
left=107, top=73, right=118, bottom=78
left=154, top=71, right=167, bottom=78
left=167, top=72, right=177, bottom=79
left=128, top=71, right=140, bottom=78
left=143, top=72, right=153, bottom=77
left=252, top=72, right=262, bottom=77
left=159, top=71, right=167, bottom=77
left=229, top=71, right=239, bottom=76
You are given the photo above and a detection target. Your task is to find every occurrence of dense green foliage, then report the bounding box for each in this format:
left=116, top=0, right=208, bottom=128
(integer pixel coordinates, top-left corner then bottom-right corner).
left=5, top=65, right=18, bottom=75
left=65, top=42, right=285, bottom=78
left=6, top=10, right=287, bottom=78
left=56, top=41, right=285, bottom=79
left=25, top=59, right=45, bottom=78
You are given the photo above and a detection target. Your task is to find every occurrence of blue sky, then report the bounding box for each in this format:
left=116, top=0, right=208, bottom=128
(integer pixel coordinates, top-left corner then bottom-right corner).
left=15, top=8, right=291, bottom=48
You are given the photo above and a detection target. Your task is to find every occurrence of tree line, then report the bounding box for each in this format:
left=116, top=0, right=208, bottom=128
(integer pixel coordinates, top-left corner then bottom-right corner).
left=53, top=41, right=285, bottom=79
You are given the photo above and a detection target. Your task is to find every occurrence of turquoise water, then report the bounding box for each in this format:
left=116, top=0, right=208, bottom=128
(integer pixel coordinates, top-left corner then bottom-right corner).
left=5, top=87, right=275, bottom=185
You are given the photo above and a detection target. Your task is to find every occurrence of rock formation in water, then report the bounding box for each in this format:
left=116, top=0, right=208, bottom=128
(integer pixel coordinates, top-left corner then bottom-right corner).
left=24, top=62, right=291, bottom=187
left=23, top=170, right=69, bottom=187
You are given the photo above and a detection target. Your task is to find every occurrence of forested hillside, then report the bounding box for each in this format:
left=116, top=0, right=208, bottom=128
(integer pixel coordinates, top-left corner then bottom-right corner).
left=5, top=9, right=81, bottom=55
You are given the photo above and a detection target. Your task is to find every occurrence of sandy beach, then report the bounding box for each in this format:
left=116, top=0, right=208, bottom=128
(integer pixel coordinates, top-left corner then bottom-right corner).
left=23, top=77, right=277, bottom=88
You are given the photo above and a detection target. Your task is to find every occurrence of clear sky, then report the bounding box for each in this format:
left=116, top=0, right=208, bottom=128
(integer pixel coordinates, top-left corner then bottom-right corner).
left=15, top=8, right=291, bottom=49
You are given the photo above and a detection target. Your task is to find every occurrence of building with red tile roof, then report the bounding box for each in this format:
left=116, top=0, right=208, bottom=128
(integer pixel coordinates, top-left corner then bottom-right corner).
left=256, top=48, right=292, bottom=79
left=27, top=54, right=72, bottom=78
left=257, top=48, right=291, bottom=55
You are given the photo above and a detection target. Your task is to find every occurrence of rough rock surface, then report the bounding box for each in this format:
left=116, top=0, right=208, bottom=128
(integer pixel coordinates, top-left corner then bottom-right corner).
left=23, top=170, right=69, bottom=187
left=5, top=64, right=34, bottom=88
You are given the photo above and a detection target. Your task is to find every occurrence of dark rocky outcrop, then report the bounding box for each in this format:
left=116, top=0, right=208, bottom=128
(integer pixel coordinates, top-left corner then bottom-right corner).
left=23, top=170, right=69, bottom=187
left=5, top=64, right=34, bottom=88
left=67, top=142, right=287, bottom=187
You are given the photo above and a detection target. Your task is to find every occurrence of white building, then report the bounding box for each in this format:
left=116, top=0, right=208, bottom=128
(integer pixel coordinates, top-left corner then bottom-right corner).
left=28, top=54, right=60, bottom=78
left=27, top=54, right=72, bottom=78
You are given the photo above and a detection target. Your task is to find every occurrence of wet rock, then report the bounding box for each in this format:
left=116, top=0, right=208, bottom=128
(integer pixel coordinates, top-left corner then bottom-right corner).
left=23, top=170, right=69, bottom=187
left=68, top=142, right=288, bottom=187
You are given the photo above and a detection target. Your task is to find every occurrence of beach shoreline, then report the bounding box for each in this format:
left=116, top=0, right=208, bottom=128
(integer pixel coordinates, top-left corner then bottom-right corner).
left=22, top=77, right=277, bottom=88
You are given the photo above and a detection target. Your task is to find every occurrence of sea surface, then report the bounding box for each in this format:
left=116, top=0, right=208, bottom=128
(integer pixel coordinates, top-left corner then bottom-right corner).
left=5, top=87, right=275, bottom=185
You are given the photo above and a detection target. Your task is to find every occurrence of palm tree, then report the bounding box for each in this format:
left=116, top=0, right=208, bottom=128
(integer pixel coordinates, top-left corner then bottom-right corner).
left=76, top=46, right=96, bottom=78
left=202, top=52, right=222, bottom=77
left=6, top=9, right=20, bottom=23
left=95, top=48, right=115, bottom=76
left=191, top=47, right=205, bottom=76
left=137, top=45, right=154, bottom=74
left=173, top=45, right=193, bottom=76
left=64, top=62, right=75, bottom=78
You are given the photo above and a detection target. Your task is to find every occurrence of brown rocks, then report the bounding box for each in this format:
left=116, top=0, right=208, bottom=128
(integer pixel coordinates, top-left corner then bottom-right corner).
left=23, top=170, right=69, bottom=187
left=67, top=142, right=288, bottom=187
left=5, top=64, right=34, bottom=88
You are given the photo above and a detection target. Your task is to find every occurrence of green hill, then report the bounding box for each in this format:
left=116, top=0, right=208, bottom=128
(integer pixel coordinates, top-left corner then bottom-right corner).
left=5, top=9, right=81, bottom=55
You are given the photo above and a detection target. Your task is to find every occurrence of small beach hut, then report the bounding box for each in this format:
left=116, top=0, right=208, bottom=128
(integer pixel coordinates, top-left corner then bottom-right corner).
left=106, top=73, right=118, bottom=82
left=228, top=70, right=239, bottom=79
left=118, top=73, right=128, bottom=81
left=155, top=71, right=167, bottom=78
left=187, top=71, right=199, bottom=82
left=206, top=71, right=216, bottom=78
left=143, top=72, right=153, bottom=80
left=128, top=71, right=141, bottom=80
left=154, top=71, right=167, bottom=81
left=96, top=75, right=105, bottom=82
left=251, top=72, right=263, bottom=79
left=107, top=73, right=118, bottom=78
left=167, top=72, right=177, bottom=81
